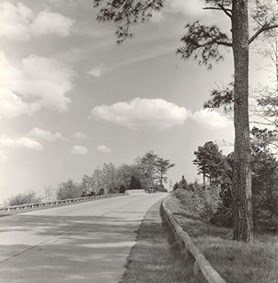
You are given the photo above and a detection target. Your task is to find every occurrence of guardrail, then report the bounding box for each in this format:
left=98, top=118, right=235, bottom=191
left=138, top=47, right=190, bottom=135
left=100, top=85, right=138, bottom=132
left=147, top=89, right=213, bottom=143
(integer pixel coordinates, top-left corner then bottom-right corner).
left=160, top=198, right=226, bottom=283
left=0, top=193, right=127, bottom=214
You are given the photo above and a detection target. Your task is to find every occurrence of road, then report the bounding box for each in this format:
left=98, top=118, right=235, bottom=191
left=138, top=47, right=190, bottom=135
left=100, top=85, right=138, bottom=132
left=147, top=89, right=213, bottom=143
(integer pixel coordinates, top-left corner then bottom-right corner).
left=0, top=193, right=166, bottom=283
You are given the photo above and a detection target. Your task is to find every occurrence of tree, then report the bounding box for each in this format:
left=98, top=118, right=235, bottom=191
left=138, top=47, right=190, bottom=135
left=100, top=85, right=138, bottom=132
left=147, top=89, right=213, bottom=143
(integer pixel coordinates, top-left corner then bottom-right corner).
left=136, top=151, right=174, bottom=188
left=251, top=127, right=278, bottom=223
left=180, top=175, right=188, bottom=190
left=44, top=185, right=54, bottom=202
left=253, top=26, right=278, bottom=132
left=102, top=162, right=118, bottom=193
left=56, top=179, right=82, bottom=200
left=93, top=0, right=278, bottom=241
left=212, top=136, right=278, bottom=230
left=193, top=141, right=225, bottom=187
left=91, top=167, right=105, bottom=194
left=9, top=191, right=42, bottom=206
left=117, top=164, right=141, bottom=188
left=129, top=175, right=142, bottom=190
left=154, top=157, right=175, bottom=186
left=80, top=174, right=94, bottom=196
left=136, top=151, right=158, bottom=188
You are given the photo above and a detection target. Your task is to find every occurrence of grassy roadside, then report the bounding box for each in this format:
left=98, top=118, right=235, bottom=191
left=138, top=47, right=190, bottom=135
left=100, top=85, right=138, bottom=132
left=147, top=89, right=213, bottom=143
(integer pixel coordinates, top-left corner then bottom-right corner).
left=120, top=200, right=198, bottom=283
left=168, top=190, right=278, bottom=283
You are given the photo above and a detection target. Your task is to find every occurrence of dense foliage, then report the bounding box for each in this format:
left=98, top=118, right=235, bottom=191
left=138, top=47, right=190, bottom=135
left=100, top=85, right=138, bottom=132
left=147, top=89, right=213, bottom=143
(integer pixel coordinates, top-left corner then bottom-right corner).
left=55, top=151, right=174, bottom=199
left=9, top=191, right=42, bottom=206
left=175, top=139, right=278, bottom=232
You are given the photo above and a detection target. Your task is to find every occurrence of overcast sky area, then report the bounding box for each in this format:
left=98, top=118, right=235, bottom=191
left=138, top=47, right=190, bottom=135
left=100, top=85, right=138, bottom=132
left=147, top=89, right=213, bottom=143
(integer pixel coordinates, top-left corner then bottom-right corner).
left=0, top=0, right=275, bottom=203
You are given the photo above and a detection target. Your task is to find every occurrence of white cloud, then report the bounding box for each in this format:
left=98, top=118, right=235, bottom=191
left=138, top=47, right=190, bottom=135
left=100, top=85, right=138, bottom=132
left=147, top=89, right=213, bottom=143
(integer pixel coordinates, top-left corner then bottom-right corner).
left=97, top=145, right=111, bottom=153
left=91, top=98, right=189, bottom=130
left=31, top=10, right=74, bottom=37
left=71, top=145, right=88, bottom=155
left=191, top=109, right=231, bottom=129
left=74, top=132, right=87, bottom=139
left=0, top=136, right=43, bottom=151
left=0, top=2, right=74, bottom=41
left=0, top=51, right=73, bottom=119
left=28, top=127, right=62, bottom=141
left=167, top=0, right=203, bottom=16
left=0, top=89, right=39, bottom=119
left=88, top=63, right=106, bottom=78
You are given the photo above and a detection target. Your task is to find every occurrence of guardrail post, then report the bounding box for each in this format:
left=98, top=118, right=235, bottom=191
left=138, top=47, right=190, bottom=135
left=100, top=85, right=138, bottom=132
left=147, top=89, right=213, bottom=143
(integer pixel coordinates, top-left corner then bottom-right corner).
left=194, top=261, right=200, bottom=276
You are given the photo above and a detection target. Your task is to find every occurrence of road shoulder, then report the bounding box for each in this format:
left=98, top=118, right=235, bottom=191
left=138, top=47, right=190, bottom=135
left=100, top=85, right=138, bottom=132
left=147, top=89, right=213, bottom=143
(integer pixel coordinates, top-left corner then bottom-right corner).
left=120, top=200, right=197, bottom=283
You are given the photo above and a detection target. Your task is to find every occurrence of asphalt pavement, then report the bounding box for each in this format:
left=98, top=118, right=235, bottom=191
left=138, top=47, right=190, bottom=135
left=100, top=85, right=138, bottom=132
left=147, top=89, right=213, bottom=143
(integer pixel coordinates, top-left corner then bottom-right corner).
left=0, top=193, right=166, bottom=283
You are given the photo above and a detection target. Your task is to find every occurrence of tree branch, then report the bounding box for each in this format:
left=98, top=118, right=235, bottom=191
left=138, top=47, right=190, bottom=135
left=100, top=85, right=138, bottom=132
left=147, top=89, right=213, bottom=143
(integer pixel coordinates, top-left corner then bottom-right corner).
left=218, top=4, right=232, bottom=18
left=249, top=24, right=278, bottom=44
left=203, top=7, right=232, bottom=18
left=203, top=4, right=232, bottom=18
left=194, top=40, right=232, bottom=47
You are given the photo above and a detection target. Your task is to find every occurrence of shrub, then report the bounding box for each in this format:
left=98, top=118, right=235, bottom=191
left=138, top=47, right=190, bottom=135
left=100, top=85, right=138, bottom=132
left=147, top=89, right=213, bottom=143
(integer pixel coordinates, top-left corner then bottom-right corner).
left=173, top=184, right=220, bottom=222
left=119, top=185, right=126, bottom=193
left=210, top=184, right=233, bottom=227
left=9, top=191, right=42, bottom=206
left=56, top=179, right=82, bottom=200
left=129, top=175, right=142, bottom=190
left=98, top=188, right=105, bottom=195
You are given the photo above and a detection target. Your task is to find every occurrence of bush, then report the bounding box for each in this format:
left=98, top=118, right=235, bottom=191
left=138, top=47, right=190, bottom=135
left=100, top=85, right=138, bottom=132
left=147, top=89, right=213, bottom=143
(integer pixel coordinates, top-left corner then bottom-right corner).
left=81, top=190, right=96, bottom=197
left=210, top=184, right=233, bottom=227
left=173, top=184, right=220, bottom=222
left=98, top=188, right=105, bottom=195
left=9, top=191, right=42, bottom=206
left=56, top=179, right=82, bottom=200
left=108, top=187, right=118, bottom=194
left=153, top=184, right=167, bottom=192
left=129, top=175, right=142, bottom=190
left=119, top=185, right=126, bottom=193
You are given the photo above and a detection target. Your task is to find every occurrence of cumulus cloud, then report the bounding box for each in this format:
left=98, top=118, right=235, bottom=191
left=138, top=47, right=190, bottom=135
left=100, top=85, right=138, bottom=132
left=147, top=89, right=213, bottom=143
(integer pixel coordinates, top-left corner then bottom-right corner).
left=88, top=63, right=106, bottom=78
left=71, top=145, right=88, bottom=155
left=0, top=136, right=43, bottom=151
left=0, top=51, right=73, bottom=119
left=31, top=10, right=74, bottom=37
left=28, top=127, right=62, bottom=141
left=97, top=145, right=112, bottom=153
left=91, top=98, right=189, bottom=130
left=191, top=109, right=231, bottom=129
left=0, top=89, right=39, bottom=119
left=0, top=2, right=74, bottom=41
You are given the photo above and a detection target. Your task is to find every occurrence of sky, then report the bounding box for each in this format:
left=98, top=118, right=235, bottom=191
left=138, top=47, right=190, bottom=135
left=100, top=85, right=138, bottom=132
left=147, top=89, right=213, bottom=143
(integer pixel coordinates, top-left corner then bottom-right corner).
left=0, top=0, right=275, bottom=203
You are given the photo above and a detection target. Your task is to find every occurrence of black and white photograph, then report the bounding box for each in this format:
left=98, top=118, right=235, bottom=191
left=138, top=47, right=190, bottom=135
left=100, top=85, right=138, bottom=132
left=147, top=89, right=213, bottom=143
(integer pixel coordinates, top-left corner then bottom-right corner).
left=0, top=0, right=277, bottom=282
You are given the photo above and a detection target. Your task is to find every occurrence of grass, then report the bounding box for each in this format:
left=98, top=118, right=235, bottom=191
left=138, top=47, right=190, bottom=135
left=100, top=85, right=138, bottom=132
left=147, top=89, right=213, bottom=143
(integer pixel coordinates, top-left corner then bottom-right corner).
left=120, top=200, right=199, bottom=283
left=168, top=190, right=278, bottom=283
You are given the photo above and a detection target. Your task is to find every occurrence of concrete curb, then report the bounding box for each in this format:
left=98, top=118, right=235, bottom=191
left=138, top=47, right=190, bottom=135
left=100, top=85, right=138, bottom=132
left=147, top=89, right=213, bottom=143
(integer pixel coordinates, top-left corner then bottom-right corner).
left=0, top=193, right=127, bottom=215
left=160, top=197, right=226, bottom=283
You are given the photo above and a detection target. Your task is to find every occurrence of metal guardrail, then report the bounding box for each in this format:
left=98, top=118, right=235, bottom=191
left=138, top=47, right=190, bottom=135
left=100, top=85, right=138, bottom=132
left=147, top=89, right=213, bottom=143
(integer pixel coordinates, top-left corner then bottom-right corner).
left=0, top=193, right=127, bottom=214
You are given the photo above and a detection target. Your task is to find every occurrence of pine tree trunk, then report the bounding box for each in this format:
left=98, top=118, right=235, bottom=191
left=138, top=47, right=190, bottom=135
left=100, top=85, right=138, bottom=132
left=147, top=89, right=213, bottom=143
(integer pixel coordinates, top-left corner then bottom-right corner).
left=231, top=0, right=254, bottom=242
left=275, top=34, right=278, bottom=91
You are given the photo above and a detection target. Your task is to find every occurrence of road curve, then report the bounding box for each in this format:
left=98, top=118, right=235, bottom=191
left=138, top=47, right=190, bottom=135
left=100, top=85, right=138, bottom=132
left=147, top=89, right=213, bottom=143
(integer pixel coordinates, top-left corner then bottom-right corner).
left=0, top=193, right=166, bottom=283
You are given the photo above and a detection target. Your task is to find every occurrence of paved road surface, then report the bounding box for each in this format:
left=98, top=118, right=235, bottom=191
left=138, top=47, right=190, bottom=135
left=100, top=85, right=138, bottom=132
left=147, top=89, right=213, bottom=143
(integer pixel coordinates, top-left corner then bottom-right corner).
left=0, top=193, right=166, bottom=283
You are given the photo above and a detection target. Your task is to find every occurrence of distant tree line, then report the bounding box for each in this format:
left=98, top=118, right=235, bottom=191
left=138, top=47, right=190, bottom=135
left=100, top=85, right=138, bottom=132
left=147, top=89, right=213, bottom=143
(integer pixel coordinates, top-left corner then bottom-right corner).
left=56, top=151, right=174, bottom=199
left=7, top=151, right=174, bottom=206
